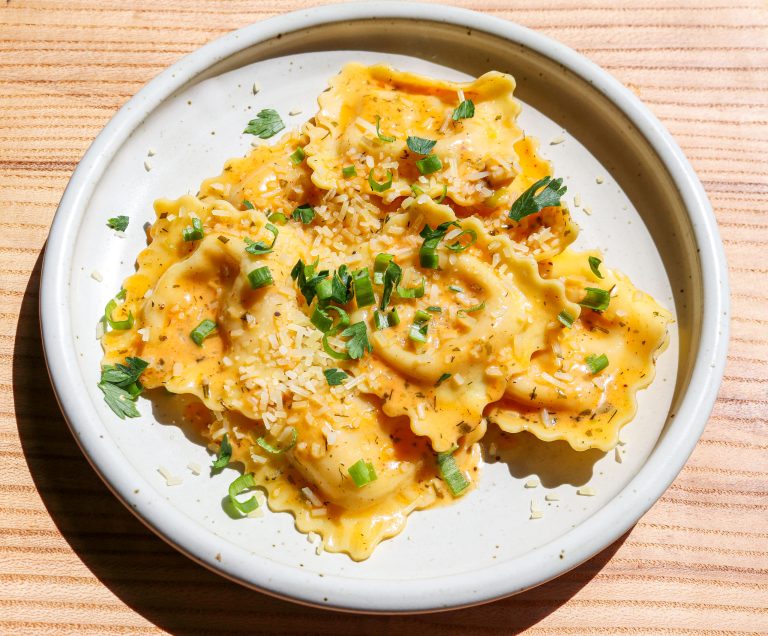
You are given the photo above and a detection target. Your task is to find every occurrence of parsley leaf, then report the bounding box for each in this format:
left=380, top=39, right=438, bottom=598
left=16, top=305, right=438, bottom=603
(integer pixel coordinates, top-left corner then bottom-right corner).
left=291, top=204, right=315, bottom=224
left=291, top=258, right=329, bottom=305
left=323, top=368, right=348, bottom=386
left=98, top=382, right=141, bottom=419
left=98, top=356, right=148, bottom=419
left=379, top=259, right=402, bottom=310
left=243, top=109, right=285, bottom=139
left=340, top=322, right=372, bottom=360
left=508, top=176, right=567, bottom=222
left=107, top=215, right=129, bottom=232
left=452, top=99, right=475, bottom=121
left=406, top=136, right=437, bottom=155
left=211, top=433, right=232, bottom=470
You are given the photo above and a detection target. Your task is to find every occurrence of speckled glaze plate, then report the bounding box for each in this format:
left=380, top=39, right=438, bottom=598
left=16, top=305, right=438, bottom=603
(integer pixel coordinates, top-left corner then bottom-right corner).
left=40, top=2, right=728, bottom=614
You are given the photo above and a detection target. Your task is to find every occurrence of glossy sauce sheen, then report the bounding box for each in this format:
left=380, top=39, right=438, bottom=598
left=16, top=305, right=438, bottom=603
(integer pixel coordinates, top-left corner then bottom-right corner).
left=101, top=63, right=671, bottom=560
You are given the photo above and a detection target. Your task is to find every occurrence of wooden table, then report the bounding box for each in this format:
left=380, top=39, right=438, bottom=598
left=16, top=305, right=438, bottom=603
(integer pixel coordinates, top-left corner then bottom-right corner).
left=2, top=1, right=766, bottom=633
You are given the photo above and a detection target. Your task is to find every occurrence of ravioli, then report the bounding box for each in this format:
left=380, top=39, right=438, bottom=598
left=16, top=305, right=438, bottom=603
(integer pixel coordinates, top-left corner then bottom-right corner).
left=99, top=62, right=671, bottom=559
left=486, top=249, right=672, bottom=451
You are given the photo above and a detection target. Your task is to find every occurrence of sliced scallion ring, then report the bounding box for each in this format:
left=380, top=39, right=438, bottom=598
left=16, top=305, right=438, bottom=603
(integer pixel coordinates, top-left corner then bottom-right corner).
left=368, top=168, right=393, bottom=193
left=348, top=459, right=377, bottom=488
left=104, top=297, right=134, bottom=331
left=352, top=268, right=375, bottom=307
left=256, top=428, right=297, bottom=454
left=227, top=473, right=258, bottom=516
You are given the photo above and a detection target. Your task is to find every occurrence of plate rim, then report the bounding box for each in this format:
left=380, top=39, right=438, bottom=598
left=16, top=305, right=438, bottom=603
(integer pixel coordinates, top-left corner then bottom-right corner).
left=39, top=1, right=729, bottom=614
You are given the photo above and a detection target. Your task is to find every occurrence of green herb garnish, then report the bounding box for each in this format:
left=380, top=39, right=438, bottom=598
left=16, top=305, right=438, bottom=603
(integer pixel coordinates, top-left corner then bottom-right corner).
left=375, top=115, right=395, bottom=142
left=211, top=433, right=232, bottom=470
left=579, top=287, right=610, bottom=312
left=416, top=154, right=442, bottom=175
left=247, top=266, right=273, bottom=290
left=509, top=176, right=567, bottom=222
left=585, top=353, right=609, bottom=374
left=588, top=256, right=604, bottom=279
left=452, top=99, right=475, bottom=121
left=190, top=319, right=217, bottom=346
left=368, top=168, right=393, bottom=193
left=243, top=109, right=285, bottom=139
left=182, top=217, right=204, bottom=242
left=107, top=215, right=129, bottom=232
left=348, top=459, right=377, bottom=488
left=406, top=136, right=436, bottom=155
left=291, top=204, right=315, bottom=224
left=289, top=147, right=305, bottom=164
left=244, top=223, right=278, bottom=255
left=323, top=368, right=348, bottom=386
left=98, top=356, right=148, bottom=419
left=437, top=449, right=469, bottom=496
left=228, top=473, right=258, bottom=515
left=558, top=310, right=575, bottom=328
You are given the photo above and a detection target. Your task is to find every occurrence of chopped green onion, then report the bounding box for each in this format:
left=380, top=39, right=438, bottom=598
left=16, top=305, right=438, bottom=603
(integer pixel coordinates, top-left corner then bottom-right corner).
left=211, top=433, right=232, bottom=470
left=373, top=253, right=394, bottom=285
left=243, top=199, right=255, bottom=210
left=509, top=176, right=567, bottom=222
left=291, top=204, right=315, bottom=224
left=452, top=99, right=475, bottom=121
left=435, top=372, right=452, bottom=387
left=397, top=278, right=425, bottom=299
left=419, top=221, right=460, bottom=269
left=182, top=217, right=204, bottom=242
left=374, top=115, right=395, bottom=142
left=579, top=287, right=610, bottom=312
left=289, top=147, right=305, bottom=164
left=588, top=256, right=604, bottom=279
left=190, top=319, right=217, bottom=346
left=437, top=450, right=470, bottom=496
left=107, top=215, right=129, bottom=231
left=585, top=353, right=609, bottom=374
left=374, top=308, right=400, bottom=330
left=368, top=168, right=393, bottom=193
left=247, top=266, right=273, bottom=289
left=406, top=136, right=436, bottom=154
left=256, top=428, right=297, bottom=454
left=342, top=165, right=357, bottom=178
left=348, top=459, right=377, bottom=488
left=244, top=223, right=279, bottom=254
left=243, top=108, right=285, bottom=138
left=380, top=259, right=402, bottom=310
left=227, top=473, right=258, bottom=515
left=311, top=304, right=349, bottom=335
left=416, top=154, right=442, bottom=175
left=410, top=183, right=424, bottom=196
left=268, top=211, right=287, bottom=225
left=409, top=317, right=429, bottom=343
left=414, top=309, right=432, bottom=323
left=104, top=297, right=134, bottom=331
left=458, top=301, right=486, bottom=315
left=558, top=310, right=575, bottom=328
left=434, top=184, right=448, bottom=204
left=323, top=368, right=348, bottom=386
left=427, top=305, right=443, bottom=313
left=352, top=268, right=375, bottom=308
left=448, top=285, right=463, bottom=293
left=447, top=228, right=477, bottom=252
left=322, top=333, right=350, bottom=360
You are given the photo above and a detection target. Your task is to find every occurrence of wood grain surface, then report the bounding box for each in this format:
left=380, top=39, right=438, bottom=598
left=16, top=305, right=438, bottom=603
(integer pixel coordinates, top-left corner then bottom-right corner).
left=1, top=0, right=767, bottom=633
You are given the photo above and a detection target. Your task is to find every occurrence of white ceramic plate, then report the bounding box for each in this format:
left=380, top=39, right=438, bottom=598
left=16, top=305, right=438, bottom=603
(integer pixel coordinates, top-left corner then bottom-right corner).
left=41, top=2, right=729, bottom=613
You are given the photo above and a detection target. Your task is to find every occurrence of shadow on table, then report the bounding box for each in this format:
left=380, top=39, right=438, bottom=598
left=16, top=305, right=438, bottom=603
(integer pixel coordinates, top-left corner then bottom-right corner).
left=15, top=254, right=626, bottom=635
